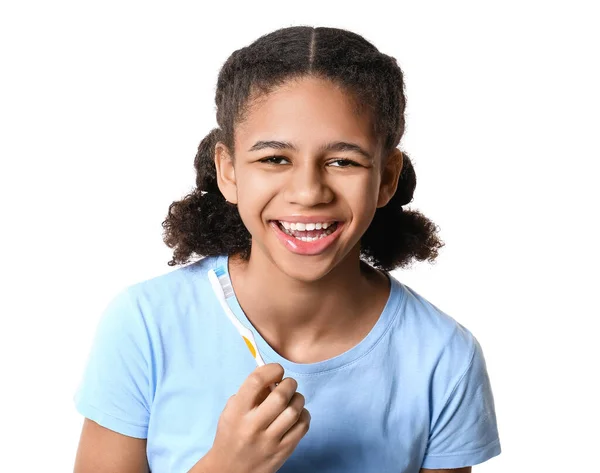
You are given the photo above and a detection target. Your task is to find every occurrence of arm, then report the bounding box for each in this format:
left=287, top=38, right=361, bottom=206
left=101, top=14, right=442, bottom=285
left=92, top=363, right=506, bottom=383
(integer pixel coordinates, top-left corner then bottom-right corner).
left=73, top=289, right=154, bottom=472
left=421, top=468, right=471, bottom=473
left=73, top=418, right=149, bottom=473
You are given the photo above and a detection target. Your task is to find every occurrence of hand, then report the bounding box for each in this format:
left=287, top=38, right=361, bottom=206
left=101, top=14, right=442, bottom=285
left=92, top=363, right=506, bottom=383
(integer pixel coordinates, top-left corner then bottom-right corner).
left=208, top=363, right=311, bottom=473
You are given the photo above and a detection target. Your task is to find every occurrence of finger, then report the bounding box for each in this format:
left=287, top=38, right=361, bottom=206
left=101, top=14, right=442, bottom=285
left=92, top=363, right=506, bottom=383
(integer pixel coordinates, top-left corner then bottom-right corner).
left=252, top=378, right=298, bottom=430
left=253, top=375, right=283, bottom=407
left=263, top=390, right=305, bottom=438
left=279, top=408, right=311, bottom=448
left=235, top=363, right=285, bottom=412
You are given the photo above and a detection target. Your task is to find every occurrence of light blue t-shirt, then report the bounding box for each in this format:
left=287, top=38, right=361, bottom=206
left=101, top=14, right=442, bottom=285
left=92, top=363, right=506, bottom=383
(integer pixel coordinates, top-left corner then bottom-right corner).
left=74, top=254, right=501, bottom=472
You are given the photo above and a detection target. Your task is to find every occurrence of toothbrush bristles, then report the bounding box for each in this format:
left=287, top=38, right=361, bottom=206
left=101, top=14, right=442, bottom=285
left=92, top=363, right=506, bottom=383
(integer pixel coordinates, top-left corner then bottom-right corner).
left=217, top=274, right=234, bottom=299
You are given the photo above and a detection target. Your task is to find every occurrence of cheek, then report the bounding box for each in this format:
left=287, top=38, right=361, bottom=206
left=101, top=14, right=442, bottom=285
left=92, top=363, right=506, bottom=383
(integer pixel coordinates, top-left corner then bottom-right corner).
left=238, top=171, right=274, bottom=195
left=235, top=176, right=273, bottom=225
left=342, top=174, right=380, bottom=207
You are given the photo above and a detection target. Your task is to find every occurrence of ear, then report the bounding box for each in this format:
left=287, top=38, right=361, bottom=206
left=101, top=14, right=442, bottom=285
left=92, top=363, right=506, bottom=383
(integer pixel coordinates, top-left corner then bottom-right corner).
left=376, top=148, right=403, bottom=208
left=214, top=142, right=238, bottom=204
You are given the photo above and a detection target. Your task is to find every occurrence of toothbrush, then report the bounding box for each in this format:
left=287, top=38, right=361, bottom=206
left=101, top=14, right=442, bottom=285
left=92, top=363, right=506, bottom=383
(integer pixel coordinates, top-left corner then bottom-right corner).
left=208, top=266, right=278, bottom=391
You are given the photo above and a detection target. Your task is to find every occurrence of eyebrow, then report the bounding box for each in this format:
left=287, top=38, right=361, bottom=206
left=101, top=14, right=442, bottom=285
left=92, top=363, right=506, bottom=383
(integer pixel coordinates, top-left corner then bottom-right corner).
left=248, top=140, right=373, bottom=161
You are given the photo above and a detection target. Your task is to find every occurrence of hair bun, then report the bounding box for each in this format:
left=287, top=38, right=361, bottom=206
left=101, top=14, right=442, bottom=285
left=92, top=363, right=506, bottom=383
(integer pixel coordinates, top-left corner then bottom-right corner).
left=394, top=151, right=416, bottom=206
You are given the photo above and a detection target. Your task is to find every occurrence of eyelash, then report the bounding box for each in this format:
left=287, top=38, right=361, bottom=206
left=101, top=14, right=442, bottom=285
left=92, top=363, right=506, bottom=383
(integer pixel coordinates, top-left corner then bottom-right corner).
left=259, top=155, right=360, bottom=167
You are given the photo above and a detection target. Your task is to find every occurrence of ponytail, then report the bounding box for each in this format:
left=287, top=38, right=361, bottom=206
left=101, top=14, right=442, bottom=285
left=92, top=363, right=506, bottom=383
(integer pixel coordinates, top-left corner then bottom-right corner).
left=162, top=129, right=251, bottom=266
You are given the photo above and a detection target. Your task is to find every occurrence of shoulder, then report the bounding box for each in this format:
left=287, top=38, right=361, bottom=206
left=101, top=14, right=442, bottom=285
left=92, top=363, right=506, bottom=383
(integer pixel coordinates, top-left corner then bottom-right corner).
left=121, top=255, right=223, bottom=321
left=385, top=276, right=483, bottom=402
left=127, top=255, right=219, bottom=297
left=392, top=277, right=477, bottom=360
left=94, top=255, right=224, bottom=349
left=391, top=279, right=495, bottom=413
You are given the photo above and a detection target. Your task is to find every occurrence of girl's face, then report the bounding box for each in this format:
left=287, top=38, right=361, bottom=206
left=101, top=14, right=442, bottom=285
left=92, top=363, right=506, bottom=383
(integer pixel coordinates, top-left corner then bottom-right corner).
left=215, top=76, right=402, bottom=281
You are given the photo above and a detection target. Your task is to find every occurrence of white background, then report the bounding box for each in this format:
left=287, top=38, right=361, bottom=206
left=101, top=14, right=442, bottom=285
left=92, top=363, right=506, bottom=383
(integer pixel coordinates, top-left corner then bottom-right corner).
left=1, top=0, right=598, bottom=471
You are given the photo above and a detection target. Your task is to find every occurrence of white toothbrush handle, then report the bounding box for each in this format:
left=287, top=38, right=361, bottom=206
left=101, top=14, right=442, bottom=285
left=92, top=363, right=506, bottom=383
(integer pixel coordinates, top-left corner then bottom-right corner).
left=208, top=269, right=277, bottom=391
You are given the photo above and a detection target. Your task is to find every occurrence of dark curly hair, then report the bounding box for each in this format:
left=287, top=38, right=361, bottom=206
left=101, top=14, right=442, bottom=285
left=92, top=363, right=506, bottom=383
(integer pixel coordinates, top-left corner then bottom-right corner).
left=162, top=26, right=444, bottom=272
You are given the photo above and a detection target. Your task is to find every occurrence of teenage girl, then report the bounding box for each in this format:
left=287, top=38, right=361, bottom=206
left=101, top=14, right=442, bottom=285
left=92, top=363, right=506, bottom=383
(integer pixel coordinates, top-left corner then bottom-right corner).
left=73, top=26, right=501, bottom=473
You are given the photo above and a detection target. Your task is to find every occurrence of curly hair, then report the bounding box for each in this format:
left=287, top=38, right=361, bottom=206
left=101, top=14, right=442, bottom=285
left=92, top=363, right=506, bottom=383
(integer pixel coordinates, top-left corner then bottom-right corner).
left=162, top=26, right=444, bottom=272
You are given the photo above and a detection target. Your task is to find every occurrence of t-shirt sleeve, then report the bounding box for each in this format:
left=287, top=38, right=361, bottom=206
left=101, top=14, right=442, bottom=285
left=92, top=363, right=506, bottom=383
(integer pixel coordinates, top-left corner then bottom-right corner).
left=421, top=327, right=501, bottom=469
left=73, top=288, right=153, bottom=439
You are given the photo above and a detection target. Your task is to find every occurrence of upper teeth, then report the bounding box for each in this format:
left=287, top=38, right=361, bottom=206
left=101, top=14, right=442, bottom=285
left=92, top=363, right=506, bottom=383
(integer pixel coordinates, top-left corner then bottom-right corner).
left=279, top=221, right=335, bottom=231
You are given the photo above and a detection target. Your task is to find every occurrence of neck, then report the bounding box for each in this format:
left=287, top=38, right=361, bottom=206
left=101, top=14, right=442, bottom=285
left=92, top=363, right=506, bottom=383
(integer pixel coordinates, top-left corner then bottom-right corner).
left=227, top=243, right=388, bottom=355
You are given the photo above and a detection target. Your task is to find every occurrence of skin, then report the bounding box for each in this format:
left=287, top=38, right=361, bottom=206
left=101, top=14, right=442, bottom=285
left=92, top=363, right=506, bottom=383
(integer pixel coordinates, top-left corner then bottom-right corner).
left=73, top=419, right=149, bottom=473
left=214, top=75, right=404, bottom=363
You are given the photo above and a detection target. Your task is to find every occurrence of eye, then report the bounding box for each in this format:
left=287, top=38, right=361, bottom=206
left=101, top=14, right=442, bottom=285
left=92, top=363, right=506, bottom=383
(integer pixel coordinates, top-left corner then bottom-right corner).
left=329, top=159, right=360, bottom=167
left=259, top=155, right=289, bottom=165
left=258, top=156, right=360, bottom=167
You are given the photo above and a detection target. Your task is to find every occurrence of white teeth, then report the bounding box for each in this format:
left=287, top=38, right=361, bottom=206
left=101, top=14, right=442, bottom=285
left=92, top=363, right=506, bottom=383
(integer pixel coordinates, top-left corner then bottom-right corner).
left=277, top=221, right=338, bottom=241
left=299, top=235, right=325, bottom=242
left=279, top=221, right=335, bottom=231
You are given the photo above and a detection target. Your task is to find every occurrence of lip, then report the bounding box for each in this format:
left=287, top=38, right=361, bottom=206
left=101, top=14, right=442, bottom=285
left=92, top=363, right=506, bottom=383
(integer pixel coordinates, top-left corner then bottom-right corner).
left=270, top=220, right=345, bottom=256
left=270, top=216, right=341, bottom=224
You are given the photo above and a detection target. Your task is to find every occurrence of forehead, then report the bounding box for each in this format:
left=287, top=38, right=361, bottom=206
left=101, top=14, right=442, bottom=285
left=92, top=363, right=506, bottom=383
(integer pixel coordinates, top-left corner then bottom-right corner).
left=235, top=76, right=378, bottom=153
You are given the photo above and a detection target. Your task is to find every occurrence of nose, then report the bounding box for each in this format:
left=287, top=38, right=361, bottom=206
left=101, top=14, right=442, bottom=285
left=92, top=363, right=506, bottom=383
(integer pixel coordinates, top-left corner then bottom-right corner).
left=283, top=161, right=334, bottom=206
